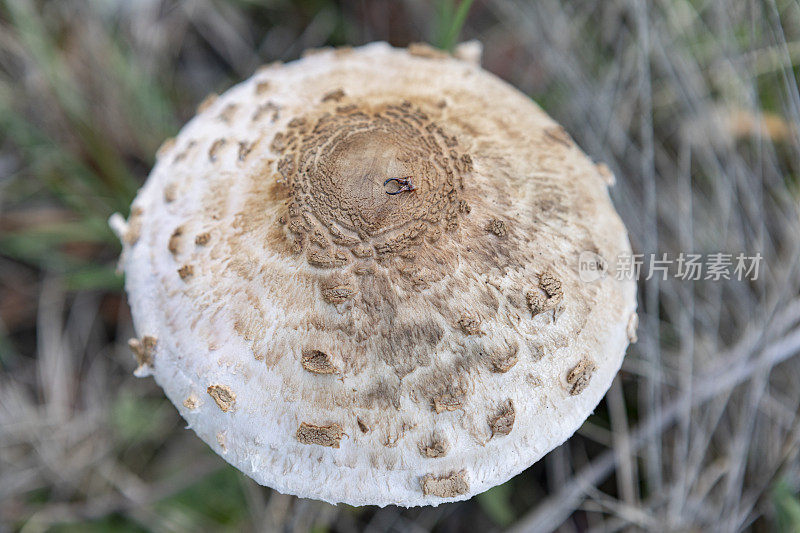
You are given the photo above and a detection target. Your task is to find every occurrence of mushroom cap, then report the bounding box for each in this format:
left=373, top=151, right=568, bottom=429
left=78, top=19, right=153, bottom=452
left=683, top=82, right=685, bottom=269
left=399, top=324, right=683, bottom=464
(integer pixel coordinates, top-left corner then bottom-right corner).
left=114, top=42, right=637, bottom=507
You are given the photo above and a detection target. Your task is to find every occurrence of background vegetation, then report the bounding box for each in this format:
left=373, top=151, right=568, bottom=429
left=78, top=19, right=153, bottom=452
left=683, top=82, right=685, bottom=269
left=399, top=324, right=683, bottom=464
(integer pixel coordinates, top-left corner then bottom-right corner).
left=1, top=0, right=799, bottom=531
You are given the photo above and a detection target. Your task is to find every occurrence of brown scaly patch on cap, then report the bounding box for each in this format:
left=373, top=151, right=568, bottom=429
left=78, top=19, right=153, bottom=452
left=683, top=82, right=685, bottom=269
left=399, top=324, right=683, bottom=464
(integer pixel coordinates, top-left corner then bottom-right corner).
left=195, top=232, right=211, bottom=246
left=128, top=335, right=157, bottom=369
left=156, top=137, right=176, bottom=160
left=168, top=225, right=184, bottom=255
left=527, top=270, right=564, bottom=317
left=238, top=141, right=256, bottom=162
left=418, top=434, right=449, bottom=458
left=321, top=88, right=345, bottom=102
left=627, top=313, right=639, bottom=343
left=207, top=384, right=236, bottom=412
left=488, top=399, right=515, bottom=436
left=566, top=357, right=596, bottom=395
left=407, top=42, right=450, bottom=60
left=123, top=207, right=144, bottom=245
left=420, top=470, right=469, bottom=497
left=457, top=314, right=482, bottom=336
left=218, top=103, right=238, bottom=123
left=177, top=264, right=194, bottom=280
left=320, top=275, right=358, bottom=305
left=301, top=350, right=338, bottom=374
left=196, top=93, right=218, bottom=113
left=183, top=393, right=200, bottom=410
left=485, top=218, right=507, bottom=237
left=208, top=139, right=226, bottom=161
left=296, top=422, right=345, bottom=447
left=255, top=80, right=270, bottom=95
left=486, top=343, right=519, bottom=373
left=163, top=182, right=178, bottom=203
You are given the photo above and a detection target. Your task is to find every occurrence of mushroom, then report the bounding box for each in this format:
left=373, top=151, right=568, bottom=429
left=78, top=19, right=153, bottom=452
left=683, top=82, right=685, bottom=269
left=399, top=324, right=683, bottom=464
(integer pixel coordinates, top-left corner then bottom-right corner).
left=109, top=41, right=637, bottom=507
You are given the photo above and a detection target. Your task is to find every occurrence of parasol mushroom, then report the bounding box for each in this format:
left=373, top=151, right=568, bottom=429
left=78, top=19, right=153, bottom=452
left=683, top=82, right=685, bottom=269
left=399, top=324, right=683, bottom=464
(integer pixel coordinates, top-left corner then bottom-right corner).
left=110, top=41, right=638, bottom=507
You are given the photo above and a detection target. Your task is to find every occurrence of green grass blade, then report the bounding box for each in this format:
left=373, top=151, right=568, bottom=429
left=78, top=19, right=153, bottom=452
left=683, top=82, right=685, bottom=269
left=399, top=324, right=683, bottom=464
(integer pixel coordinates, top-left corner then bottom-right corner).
left=436, top=0, right=475, bottom=52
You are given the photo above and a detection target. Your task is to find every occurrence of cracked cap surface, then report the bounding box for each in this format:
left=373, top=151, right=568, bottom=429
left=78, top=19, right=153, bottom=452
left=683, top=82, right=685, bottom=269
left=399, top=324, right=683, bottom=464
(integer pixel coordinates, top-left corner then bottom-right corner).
left=113, top=41, right=637, bottom=507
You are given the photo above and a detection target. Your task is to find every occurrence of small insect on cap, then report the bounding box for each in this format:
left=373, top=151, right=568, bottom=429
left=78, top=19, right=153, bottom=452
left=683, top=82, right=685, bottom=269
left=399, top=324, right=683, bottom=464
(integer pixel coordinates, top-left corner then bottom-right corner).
left=111, top=41, right=638, bottom=507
